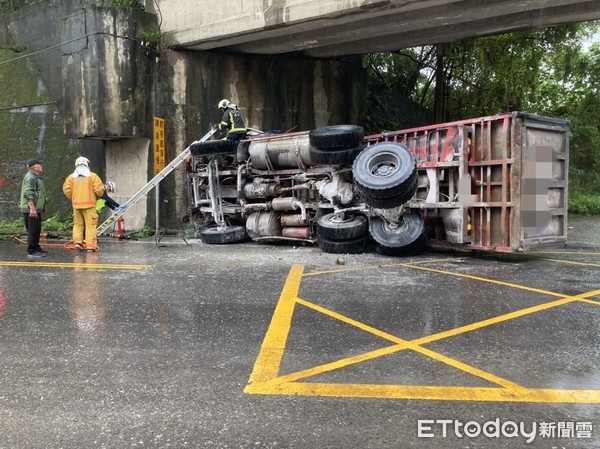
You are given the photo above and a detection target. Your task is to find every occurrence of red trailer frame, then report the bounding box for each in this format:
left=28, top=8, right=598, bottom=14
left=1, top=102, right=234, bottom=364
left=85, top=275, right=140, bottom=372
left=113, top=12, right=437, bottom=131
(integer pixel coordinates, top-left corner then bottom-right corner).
left=364, top=112, right=569, bottom=252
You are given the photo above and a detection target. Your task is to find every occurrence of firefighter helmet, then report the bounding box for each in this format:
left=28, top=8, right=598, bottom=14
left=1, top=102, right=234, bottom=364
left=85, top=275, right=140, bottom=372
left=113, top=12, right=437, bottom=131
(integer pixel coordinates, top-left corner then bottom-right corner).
left=218, top=99, right=230, bottom=109
left=75, top=156, right=90, bottom=167
left=105, top=181, right=116, bottom=192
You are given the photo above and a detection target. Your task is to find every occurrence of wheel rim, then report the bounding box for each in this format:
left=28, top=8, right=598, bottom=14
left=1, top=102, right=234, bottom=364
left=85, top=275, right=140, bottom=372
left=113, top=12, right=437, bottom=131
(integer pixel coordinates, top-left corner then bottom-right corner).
left=382, top=216, right=409, bottom=236
left=327, top=214, right=354, bottom=225
left=367, top=151, right=400, bottom=178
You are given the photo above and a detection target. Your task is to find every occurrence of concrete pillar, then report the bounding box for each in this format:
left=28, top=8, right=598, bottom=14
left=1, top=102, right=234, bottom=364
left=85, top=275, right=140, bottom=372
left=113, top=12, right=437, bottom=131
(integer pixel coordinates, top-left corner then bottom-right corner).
left=105, top=138, right=151, bottom=231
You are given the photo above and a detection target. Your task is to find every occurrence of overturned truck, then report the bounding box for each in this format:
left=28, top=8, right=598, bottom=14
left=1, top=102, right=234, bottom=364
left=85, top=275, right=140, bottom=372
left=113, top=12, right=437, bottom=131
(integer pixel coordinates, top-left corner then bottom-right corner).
left=187, top=112, right=569, bottom=255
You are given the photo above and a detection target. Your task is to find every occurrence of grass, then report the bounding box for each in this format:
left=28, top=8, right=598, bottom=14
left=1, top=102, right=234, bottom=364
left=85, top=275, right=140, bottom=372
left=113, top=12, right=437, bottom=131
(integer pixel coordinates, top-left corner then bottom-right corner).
left=568, top=193, right=600, bottom=215
left=132, top=226, right=155, bottom=238
left=0, top=217, right=25, bottom=234
left=0, top=213, right=155, bottom=238
left=0, top=212, right=73, bottom=235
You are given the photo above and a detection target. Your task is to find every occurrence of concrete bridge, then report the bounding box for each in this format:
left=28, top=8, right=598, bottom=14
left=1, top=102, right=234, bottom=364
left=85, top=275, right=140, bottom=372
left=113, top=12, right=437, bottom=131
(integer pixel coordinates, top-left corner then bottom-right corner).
left=151, top=0, right=600, bottom=57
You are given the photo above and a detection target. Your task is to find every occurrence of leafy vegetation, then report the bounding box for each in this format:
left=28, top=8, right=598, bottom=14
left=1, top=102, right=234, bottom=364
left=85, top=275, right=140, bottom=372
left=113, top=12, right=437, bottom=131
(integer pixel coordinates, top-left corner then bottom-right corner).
left=365, top=21, right=600, bottom=211
left=138, top=29, right=165, bottom=47
left=43, top=212, right=73, bottom=232
left=0, top=217, right=25, bottom=234
left=133, top=226, right=155, bottom=238
left=0, top=212, right=73, bottom=235
left=109, top=0, right=144, bottom=10
left=568, top=193, right=600, bottom=215
left=0, top=0, right=38, bottom=13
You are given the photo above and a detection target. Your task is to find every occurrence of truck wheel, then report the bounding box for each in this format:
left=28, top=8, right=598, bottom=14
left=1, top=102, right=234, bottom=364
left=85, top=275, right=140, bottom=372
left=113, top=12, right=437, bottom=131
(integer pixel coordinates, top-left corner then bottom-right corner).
left=200, top=225, right=247, bottom=244
left=318, top=235, right=368, bottom=254
left=359, top=175, right=418, bottom=209
left=353, top=142, right=417, bottom=208
left=190, top=139, right=238, bottom=156
left=317, top=213, right=368, bottom=240
left=370, top=211, right=426, bottom=256
left=309, top=145, right=364, bottom=165
left=309, top=125, right=364, bottom=149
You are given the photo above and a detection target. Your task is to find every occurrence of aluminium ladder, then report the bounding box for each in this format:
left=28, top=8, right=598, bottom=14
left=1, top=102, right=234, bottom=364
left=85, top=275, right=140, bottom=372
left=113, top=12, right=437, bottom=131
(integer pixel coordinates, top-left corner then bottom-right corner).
left=97, top=128, right=216, bottom=236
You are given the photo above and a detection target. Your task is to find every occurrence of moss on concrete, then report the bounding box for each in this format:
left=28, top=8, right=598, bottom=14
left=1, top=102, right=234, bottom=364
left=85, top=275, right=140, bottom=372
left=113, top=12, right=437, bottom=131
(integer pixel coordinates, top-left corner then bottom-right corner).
left=0, top=49, right=54, bottom=106
left=0, top=48, right=81, bottom=221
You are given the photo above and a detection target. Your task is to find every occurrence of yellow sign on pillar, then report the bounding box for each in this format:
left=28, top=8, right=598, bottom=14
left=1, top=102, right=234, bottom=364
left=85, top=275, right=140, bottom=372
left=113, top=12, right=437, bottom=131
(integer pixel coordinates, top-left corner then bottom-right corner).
left=154, top=117, right=165, bottom=175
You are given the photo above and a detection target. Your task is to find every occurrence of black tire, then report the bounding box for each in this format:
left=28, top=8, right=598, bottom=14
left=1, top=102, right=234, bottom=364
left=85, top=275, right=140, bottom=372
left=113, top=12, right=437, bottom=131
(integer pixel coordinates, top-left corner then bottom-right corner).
left=309, top=145, right=364, bottom=165
left=375, top=234, right=426, bottom=257
left=317, top=213, right=368, bottom=240
left=318, top=235, right=368, bottom=254
left=200, top=225, right=247, bottom=244
left=358, top=174, right=418, bottom=209
left=190, top=139, right=238, bottom=156
left=370, top=211, right=426, bottom=256
left=353, top=142, right=417, bottom=208
left=309, top=125, right=364, bottom=149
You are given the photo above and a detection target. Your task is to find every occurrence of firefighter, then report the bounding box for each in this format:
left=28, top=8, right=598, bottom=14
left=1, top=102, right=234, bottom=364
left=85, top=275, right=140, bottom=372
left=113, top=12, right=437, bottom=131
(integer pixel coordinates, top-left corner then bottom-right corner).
left=216, top=99, right=247, bottom=144
left=63, top=157, right=105, bottom=252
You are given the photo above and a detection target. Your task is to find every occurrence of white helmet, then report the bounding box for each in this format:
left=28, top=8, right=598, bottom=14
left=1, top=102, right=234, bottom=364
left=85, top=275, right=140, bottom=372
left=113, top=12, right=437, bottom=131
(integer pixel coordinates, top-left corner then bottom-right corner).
left=218, top=99, right=230, bottom=109
left=105, top=181, right=116, bottom=192
left=75, top=156, right=90, bottom=167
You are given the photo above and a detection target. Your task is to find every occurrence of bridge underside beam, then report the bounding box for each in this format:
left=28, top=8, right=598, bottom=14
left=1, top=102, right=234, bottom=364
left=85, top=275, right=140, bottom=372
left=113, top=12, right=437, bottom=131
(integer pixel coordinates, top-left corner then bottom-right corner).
left=166, top=0, right=600, bottom=57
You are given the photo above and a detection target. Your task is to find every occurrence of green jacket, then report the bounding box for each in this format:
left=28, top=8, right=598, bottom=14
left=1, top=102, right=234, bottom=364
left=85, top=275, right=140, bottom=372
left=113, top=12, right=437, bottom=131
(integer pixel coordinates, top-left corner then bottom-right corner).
left=19, top=170, right=47, bottom=213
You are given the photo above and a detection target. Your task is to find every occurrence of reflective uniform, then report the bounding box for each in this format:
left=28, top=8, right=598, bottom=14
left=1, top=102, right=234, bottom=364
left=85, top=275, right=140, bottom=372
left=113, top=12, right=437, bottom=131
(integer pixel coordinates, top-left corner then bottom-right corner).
left=218, top=105, right=247, bottom=143
left=63, top=172, right=104, bottom=250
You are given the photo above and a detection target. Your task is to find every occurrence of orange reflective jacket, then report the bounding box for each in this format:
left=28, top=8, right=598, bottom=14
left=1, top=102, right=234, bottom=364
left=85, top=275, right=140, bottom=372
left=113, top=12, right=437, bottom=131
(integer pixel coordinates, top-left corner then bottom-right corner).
left=63, top=173, right=104, bottom=209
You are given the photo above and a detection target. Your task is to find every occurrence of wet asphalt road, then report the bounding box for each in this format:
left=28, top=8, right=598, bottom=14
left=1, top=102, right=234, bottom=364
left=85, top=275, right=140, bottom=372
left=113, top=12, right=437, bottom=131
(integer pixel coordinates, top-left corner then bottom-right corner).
left=0, top=215, right=599, bottom=449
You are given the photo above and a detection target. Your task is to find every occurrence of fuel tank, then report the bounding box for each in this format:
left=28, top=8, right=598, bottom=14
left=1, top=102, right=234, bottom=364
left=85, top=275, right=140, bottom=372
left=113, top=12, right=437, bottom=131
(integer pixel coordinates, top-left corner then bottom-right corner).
left=247, top=133, right=313, bottom=169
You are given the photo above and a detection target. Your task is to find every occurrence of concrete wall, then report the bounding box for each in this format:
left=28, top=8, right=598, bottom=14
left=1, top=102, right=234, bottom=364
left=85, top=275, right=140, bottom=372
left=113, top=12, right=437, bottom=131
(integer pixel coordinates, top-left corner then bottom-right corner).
left=153, top=50, right=366, bottom=230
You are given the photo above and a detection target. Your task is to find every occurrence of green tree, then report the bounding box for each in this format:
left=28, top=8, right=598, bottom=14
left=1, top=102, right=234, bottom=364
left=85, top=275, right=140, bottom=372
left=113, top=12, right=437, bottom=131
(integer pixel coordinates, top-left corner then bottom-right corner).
left=365, top=21, right=600, bottom=197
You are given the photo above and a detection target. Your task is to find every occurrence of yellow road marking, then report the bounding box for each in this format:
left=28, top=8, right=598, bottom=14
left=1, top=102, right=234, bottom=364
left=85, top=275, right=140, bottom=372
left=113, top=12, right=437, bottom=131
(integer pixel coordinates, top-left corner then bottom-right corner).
left=245, top=264, right=600, bottom=403
left=303, top=258, right=455, bottom=277
left=541, top=258, right=600, bottom=268
left=399, top=262, right=568, bottom=297
left=392, top=257, right=456, bottom=265
left=249, top=382, right=600, bottom=403
left=295, top=297, right=524, bottom=391
left=304, top=267, right=365, bottom=277
left=413, top=296, right=578, bottom=346
left=0, top=261, right=151, bottom=270
left=279, top=288, right=600, bottom=386
left=533, top=250, right=600, bottom=256
left=272, top=344, right=405, bottom=384
left=306, top=261, right=580, bottom=299
left=247, top=264, right=303, bottom=384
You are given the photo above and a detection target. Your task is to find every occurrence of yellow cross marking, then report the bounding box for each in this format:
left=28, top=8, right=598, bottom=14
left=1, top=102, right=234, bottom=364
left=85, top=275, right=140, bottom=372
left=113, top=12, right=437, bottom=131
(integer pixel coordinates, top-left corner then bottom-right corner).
left=245, top=263, right=600, bottom=403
